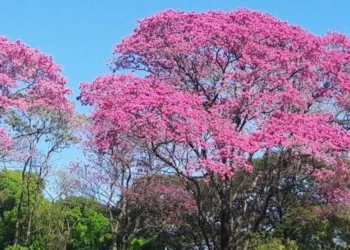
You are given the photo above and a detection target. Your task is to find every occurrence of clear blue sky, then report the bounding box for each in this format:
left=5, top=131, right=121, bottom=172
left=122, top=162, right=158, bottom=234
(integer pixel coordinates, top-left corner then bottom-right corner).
left=1, top=0, right=349, bottom=165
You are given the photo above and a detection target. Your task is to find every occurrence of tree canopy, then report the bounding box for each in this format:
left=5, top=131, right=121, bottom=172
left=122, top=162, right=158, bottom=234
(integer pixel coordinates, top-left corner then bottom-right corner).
left=1, top=8, right=350, bottom=250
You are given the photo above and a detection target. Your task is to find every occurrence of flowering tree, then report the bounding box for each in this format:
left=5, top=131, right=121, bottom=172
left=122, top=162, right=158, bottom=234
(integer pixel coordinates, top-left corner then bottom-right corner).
left=0, top=36, right=72, bottom=150
left=71, top=125, right=196, bottom=250
left=0, top=36, right=74, bottom=246
left=79, top=9, right=350, bottom=249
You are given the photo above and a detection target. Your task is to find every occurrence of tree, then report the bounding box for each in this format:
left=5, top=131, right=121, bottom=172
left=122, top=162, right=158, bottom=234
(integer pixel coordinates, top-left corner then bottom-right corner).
left=0, top=36, right=74, bottom=247
left=70, top=127, right=197, bottom=250
left=0, top=169, right=43, bottom=249
left=55, top=196, right=112, bottom=250
left=70, top=132, right=144, bottom=250
left=7, top=108, right=77, bottom=247
left=0, top=169, right=113, bottom=250
left=0, top=36, right=72, bottom=151
left=79, top=9, right=350, bottom=250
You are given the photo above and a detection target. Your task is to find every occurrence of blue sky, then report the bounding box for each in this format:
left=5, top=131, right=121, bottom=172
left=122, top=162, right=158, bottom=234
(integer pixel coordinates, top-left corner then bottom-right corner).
left=1, top=0, right=349, bottom=165
left=1, top=0, right=349, bottom=106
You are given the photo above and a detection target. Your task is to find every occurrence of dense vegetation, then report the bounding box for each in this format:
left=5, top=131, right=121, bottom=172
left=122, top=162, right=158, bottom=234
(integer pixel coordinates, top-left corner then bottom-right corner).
left=0, top=166, right=349, bottom=249
left=0, top=8, right=350, bottom=250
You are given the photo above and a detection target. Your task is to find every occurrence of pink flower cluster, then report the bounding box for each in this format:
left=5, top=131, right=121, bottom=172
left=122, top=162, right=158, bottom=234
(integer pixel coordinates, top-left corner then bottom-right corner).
left=80, top=9, right=350, bottom=201
left=0, top=36, right=72, bottom=149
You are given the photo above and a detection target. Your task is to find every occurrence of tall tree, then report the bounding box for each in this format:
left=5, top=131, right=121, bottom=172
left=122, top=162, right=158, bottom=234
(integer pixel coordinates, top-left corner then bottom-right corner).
left=80, top=9, right=350, bottom=250
left=0, top=36, right=74, bottom=247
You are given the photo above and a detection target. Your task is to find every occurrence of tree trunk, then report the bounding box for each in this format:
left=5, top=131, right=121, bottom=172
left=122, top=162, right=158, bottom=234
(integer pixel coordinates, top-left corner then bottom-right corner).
left=24, top=207, right=34, bottom=246
left=14, top=190, right=23, bottom=246
left=14, top=157, right=32, bottom=246
left=111, top=220, right=120, bottom=250
left=220, top=203, right=231, bottom=250
left=25, top=166, right=44, bottom=246
left=243, top=238, right=250, bottom=250
left=112, top=232, right=118, bottom=250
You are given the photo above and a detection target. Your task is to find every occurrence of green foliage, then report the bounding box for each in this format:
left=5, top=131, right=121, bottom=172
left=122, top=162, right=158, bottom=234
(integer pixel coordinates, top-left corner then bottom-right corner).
left=0, top=170, right=41, bottom=249
left=1, top=168, right=350, bottom=250
left=31, top=196, right=112, bottom=250
left=0, top=170, right=113, bottom=250
left=275, top=207, right=335, bottom=250
left=64, top=197, right=112, bottom=250
left=252, top=235, right=298, bottom=250
left=251, top=206, right=346, bottom=250
left=129, top=238, right=147, bottom=250
left=4, top=246, right=29, bottom=250
left=129, top=235, right=166, bottom=250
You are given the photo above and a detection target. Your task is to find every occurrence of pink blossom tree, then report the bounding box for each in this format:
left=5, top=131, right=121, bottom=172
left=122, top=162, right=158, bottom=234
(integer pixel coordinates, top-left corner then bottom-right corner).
left=0, top=36, right=72, bottom=150
left=79, top=9, right=350, bottom=250
left=0, top=36, right=74, bottom=246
